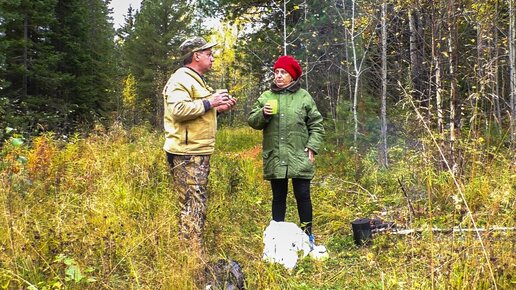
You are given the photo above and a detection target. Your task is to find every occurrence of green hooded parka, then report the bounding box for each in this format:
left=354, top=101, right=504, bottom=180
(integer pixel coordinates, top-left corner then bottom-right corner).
left=247, top=80, right=325, bottom=180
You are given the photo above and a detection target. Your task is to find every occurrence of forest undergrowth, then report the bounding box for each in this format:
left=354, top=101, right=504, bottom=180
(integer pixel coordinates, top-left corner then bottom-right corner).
left=0, top=124, right=515, bottom=289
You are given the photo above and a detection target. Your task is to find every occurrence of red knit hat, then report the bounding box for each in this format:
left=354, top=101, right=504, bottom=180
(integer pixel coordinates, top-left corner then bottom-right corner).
left=273, top=55, right=302, bottom=80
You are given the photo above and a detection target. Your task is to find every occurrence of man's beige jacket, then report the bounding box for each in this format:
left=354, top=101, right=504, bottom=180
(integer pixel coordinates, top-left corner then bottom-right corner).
left=163, top=67, right=216, bottom=155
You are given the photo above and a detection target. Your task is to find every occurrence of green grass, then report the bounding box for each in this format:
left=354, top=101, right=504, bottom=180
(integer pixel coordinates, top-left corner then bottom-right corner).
left=0, top=124, right=514, bottom=289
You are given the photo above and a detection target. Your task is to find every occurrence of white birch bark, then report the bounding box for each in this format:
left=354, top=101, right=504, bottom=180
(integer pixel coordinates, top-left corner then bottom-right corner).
left=351, top=0, right=359, bottom=145
left=283, top=0, right=288, bottom=55
left=380, top=1, right=388, bottom=167
left=447, top=0, right=458, bottom=172
left=333, top=0, right=373, bottom=147
left=431, top=4, right=443, bottom=134
left=510, top=0, right=516, bottom=142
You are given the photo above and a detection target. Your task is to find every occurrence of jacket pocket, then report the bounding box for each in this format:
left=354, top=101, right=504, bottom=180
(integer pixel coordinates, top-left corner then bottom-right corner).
left=262, top=149, right=277, bottom=176
left=185, top=128, right=188, bottom=145
left=296, top=151, right=314, bottom=175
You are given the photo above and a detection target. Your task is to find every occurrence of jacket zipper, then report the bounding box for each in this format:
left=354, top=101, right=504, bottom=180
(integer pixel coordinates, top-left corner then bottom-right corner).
left=185, top=128, right=188, bottom=145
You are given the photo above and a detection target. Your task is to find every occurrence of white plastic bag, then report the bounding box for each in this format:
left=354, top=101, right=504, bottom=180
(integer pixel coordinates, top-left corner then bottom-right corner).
left=262, top=221, right=312, bottom=269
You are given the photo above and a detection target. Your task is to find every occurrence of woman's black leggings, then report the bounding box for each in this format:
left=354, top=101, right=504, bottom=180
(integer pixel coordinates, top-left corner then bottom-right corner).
left=270, top=178, right=312, bottom=235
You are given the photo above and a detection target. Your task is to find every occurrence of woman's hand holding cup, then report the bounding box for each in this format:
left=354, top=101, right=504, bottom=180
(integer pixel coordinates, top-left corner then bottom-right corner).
left=263, top=99, right=277, bottom=116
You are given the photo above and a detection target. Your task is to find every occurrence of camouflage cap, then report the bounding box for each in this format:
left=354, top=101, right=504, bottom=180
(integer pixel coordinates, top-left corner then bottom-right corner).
left=179, top=37, right=217, bottom=58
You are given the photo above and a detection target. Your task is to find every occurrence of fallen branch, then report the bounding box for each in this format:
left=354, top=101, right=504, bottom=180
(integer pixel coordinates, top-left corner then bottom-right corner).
left=382, top=227, right=516, bottom=235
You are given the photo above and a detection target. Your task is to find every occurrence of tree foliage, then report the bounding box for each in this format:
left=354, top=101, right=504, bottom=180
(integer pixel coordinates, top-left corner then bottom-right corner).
left=214, top=0, right=516, bottom=151
left=0, top=0, right=116, bottom=138
left=119, top=0, right=196, bottom=127
left=0, top=0, right=515, bottom=154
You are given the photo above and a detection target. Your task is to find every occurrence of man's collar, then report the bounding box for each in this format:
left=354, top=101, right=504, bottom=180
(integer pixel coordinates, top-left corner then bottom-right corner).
left=181, top=66, right=207, bottom=87
left=184, top=65, right=204, bottom=78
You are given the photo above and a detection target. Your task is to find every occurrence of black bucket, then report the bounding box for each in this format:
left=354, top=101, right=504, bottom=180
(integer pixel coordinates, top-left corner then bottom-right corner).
left=351, top=218, right=372, bottom=246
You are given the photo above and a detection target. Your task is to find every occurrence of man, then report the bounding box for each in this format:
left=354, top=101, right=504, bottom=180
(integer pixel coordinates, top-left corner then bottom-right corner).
left=163, top=36, right=236, bottom=249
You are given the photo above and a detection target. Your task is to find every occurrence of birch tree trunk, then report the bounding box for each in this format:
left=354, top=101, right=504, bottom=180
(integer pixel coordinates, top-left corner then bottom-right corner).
left=474, top=12, right=485, bottom=137
left=447, top=0, right=458, bottom=172
left=488, top=0, right=502, bottom=131
left=340, top=0, right=354, bottom=140
left=510, top=0, right=516, bottom=143
left=334, top=0, right=372, bottom=147
left=494, top=20, right=502, bottom=128
left=489, top=2, right=501, bottom=131
left=380, top=1, right=388, bottom=167
left=408, top=6, right=424, bottom=104
left=343, top=1, right=354, bottom=107
left=351, top=0, right=359, bottom=146
left=283, top=0, right=288, bottom=55
left=332, top=0, right=352, bottom=146
left=431, top=3, right=444, bottom=134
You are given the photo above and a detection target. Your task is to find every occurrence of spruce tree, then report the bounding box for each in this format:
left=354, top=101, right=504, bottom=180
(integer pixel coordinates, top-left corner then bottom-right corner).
left=122, top=0, right=196, bottom=127
left=0, top=0, right=60, bottom=135
left=0, top=0, right=116, bottom=137
left=51, top=0, right=116, bottom=132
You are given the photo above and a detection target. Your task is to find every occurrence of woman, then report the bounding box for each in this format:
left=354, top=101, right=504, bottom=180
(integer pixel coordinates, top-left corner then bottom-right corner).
left=247, top=55, right=325, bottom=246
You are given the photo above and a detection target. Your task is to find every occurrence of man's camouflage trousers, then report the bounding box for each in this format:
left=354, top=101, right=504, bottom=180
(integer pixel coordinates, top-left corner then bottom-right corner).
left=167, top=153, right=211, bottom=246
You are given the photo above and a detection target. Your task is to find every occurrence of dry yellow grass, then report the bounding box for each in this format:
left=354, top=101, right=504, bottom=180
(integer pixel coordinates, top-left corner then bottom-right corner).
left=0, top=125, right=514, bottom=289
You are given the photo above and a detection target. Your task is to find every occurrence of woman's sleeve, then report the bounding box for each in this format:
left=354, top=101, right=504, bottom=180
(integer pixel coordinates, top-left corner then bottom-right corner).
left=305, top=94, right=325, bottom=154
left=247, top=93, right=270, bottom=130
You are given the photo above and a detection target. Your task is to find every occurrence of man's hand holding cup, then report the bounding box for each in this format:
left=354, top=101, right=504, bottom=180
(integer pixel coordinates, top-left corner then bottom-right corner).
left=212, top=89, right=236, bottom=112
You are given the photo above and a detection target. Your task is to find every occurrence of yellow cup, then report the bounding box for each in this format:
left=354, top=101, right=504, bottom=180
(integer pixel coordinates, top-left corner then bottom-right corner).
left=267, top=99, right=278, bottom=114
